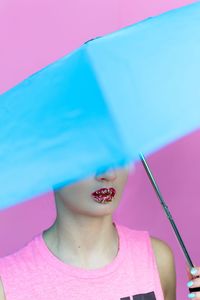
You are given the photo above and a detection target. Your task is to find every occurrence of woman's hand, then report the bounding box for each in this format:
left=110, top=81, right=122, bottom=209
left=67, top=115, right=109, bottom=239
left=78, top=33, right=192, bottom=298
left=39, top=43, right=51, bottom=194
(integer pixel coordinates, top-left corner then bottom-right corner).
left=187, top=266, right=200, bottom=299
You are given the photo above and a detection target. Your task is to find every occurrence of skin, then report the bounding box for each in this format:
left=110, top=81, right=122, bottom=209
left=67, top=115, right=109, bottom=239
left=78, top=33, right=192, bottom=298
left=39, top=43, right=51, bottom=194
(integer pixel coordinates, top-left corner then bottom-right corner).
left=186, top=266, right=200, bottom=299
left=0, top=163, right=191, bottom=300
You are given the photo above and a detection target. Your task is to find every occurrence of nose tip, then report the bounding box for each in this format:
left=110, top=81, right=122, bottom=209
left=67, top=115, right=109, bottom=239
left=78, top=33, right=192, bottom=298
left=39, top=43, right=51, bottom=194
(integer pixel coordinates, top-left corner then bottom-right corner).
left=95, top=168, right=117, bottom=181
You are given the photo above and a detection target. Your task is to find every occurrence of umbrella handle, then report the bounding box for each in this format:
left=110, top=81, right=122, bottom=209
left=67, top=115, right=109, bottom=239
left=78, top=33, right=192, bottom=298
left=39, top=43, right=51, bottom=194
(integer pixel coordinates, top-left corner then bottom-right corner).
left=189, top=285, right=200, bottom=293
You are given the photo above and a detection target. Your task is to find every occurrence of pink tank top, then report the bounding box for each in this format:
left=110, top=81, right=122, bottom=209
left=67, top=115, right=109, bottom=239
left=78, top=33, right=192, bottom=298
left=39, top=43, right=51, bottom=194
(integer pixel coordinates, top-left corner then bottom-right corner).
left=0, top=223, right=164, bottom=300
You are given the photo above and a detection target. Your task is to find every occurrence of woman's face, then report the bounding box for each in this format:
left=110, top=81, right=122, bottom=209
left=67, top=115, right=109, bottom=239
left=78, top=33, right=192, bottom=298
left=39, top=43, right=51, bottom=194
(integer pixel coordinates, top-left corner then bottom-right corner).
left=54, top=164, right=135, bottom=217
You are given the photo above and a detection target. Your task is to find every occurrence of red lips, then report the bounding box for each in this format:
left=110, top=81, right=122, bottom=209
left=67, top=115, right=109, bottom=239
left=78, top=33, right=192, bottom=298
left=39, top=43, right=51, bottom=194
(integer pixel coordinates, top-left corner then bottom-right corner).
left=91, top=187, right=116, bottom=204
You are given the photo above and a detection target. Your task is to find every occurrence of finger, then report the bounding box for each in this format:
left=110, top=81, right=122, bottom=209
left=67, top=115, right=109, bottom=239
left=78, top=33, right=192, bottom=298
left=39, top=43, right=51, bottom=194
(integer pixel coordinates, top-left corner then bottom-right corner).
left=188, top=291, right=200, bottom=299
left=187, top=264, right=193, bottom=280
left=187, top=278, right=200, bottom=289
left=190, top=267, right=200, bottom=278
left=186, top=265, right=199, bottom=280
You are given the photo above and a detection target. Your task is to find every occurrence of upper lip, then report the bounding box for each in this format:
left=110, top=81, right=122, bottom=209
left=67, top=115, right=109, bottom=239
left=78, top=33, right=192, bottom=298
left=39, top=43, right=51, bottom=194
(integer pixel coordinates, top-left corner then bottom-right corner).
left=92, top=187, right=116, bottom=197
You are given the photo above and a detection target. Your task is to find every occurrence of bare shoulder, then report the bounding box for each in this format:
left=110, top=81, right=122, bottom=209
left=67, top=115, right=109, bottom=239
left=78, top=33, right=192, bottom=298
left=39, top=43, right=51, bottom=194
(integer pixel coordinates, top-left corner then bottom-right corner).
left=150, top=237, right=176, bottom=300
left=0, top=278, right=6, bottom=300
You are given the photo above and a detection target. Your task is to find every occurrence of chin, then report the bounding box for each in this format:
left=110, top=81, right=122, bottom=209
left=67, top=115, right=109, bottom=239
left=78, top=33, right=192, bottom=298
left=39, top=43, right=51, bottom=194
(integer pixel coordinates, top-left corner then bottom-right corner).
left=85, top=201, right=119, bottom=217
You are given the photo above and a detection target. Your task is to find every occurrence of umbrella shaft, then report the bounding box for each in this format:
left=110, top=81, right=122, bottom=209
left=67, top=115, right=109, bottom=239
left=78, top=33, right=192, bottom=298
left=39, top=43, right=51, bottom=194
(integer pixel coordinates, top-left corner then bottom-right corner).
left=139, top=153, right=194, bottom=268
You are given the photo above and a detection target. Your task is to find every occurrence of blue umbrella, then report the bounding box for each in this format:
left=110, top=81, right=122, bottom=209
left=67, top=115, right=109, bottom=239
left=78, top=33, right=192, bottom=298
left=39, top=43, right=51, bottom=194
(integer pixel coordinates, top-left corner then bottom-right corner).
left=0, top=1, right=200, bottom=210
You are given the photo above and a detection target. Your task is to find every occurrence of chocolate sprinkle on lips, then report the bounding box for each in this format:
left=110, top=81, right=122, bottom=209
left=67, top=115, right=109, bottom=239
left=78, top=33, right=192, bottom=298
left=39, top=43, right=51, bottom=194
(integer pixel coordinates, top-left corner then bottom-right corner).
left=91, top=188, right=116, bottom=204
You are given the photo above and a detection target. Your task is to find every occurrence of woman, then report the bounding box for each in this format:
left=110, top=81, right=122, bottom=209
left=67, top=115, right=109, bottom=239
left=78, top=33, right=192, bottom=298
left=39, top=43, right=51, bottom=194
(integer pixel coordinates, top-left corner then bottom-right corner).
left=0, top=164, right=195, bottom=299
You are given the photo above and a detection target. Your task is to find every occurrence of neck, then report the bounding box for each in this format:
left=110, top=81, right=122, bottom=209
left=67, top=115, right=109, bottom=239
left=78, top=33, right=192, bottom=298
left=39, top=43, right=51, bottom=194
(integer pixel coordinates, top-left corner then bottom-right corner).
left=43, top=211, right=119, bottom=269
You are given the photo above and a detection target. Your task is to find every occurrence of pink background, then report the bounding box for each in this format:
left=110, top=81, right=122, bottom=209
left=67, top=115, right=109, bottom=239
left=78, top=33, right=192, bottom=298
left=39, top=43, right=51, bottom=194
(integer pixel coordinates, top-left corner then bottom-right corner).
left=0, top=0, right=199, bottom=298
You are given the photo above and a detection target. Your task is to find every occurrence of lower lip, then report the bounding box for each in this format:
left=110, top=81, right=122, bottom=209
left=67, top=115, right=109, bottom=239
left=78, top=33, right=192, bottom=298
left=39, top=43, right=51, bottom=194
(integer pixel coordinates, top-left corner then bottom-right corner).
left=91, top=189, right=116, bottom=204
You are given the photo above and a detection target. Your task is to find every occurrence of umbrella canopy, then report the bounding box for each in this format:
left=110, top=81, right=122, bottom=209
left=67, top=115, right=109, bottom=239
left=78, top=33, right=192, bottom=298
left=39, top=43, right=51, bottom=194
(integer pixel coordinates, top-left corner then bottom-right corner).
left=0, top=1, right=200, bottom=210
